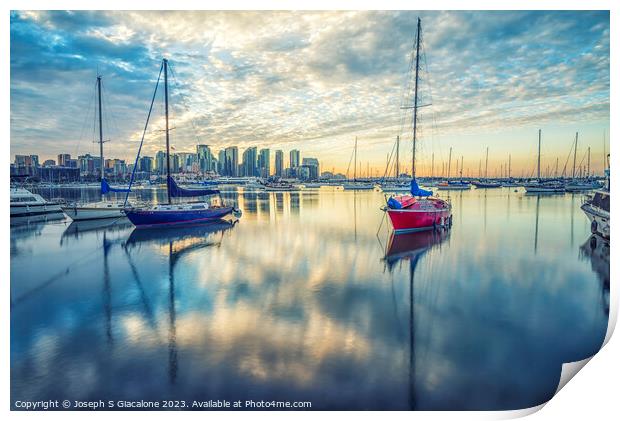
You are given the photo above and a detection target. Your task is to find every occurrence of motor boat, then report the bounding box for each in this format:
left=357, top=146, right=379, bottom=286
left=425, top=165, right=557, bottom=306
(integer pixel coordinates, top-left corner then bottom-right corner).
left=10, top=187, right=63, bottom=217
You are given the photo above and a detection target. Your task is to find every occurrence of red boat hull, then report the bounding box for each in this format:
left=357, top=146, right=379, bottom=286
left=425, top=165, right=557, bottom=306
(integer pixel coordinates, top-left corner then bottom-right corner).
left=385, top=196, right=452, bottom=233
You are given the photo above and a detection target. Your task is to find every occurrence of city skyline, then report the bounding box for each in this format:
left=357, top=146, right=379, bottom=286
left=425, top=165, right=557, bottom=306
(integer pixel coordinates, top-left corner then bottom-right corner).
left=10, top=11, right=610, bottom=175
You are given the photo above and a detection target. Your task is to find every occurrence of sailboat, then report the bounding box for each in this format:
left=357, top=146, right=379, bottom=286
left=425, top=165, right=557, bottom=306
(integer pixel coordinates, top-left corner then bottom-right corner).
left=524, top=130, right=565, bottom=193
left=342, top=137, right=374, bottom=190
left=383, top=18, right=452, bottom=233
left=437, top=149, right=470, bottom=190
left=125, top=59, right=239, bottom=228
left=62, top=75, right=130, bottom=220
left=382, top=136, right=411, bottom=192
left=565, top=134, right=599, bottom=191
left=471, top=147, right=500, bottom=188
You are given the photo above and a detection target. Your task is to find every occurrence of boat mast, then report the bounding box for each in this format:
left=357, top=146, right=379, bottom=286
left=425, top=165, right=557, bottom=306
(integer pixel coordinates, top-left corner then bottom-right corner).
left=572, top=132, right=578, bottom=179
left=460, top=156, right=463, bottom=181
left=587, top=146, right=591, bottom=178
left=537, top=129, right=541, bottom=181
left=354, top=136, right=357, bottom=182
left=447, top=147, right=452, bottom=180
left=508, top=154, right=511, bottom=179
left=485, top=147, right=489, bottom=180
left=431, top=153, right=434, bottom=180
left=411, top=17, right=421, bottom=179
left=97, top=75, right=104, bottom=182
left=396, top=135, right=400, bottom=179
left=164, top=58, right=171, bottom=205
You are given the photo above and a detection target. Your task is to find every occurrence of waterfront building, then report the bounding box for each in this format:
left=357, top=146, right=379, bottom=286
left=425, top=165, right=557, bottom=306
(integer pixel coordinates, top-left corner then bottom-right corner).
left=196, top=144, right=212, bottom=173
left=290, top=149, right=300, bottom=169
left=275, top=150, right=284, bottom=177
left=57, top=154, right=71, bottom=167
left=302, top=157, right=319, bottom=180
left=258, top=148, right=270, bottom=178
left=138, top=156, right=153, bottom=173
left=43, top=159, right=55, bottom=167
left=242, top=147, right=258, bottom=177
left=155, top=151, right=166, bottom=174
left=224, top=146, right=239, bottom=177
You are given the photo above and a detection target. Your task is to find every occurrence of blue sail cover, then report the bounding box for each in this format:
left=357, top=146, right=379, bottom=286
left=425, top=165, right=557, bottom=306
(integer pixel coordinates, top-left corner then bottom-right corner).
left=101, top=179, right=131, bottom=194
left=168, top=176, right=220, bottom=197
left=411, top=179, right=432, bottom=197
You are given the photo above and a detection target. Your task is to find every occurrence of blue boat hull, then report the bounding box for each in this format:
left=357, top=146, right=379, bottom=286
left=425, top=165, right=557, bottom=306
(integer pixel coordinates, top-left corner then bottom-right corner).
left=125, top=206, right=234, bottom=228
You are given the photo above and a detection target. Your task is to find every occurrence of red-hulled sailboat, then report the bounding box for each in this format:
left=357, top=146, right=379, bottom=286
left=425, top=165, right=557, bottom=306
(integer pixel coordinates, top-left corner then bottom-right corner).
left=383, top=17, right=452, bottom=234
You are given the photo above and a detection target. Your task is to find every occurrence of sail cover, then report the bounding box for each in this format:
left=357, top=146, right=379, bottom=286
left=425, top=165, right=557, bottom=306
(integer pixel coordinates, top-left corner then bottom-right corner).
left=101, top=179, right=131, bottom=194
left=168, top=176, right=220, bottom=197
left=410, top=179, right=432, bottom=197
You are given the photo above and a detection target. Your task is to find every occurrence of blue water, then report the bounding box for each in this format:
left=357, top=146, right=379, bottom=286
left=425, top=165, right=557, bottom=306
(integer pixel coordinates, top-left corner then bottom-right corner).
left=10, top=187, right=609, bottom=410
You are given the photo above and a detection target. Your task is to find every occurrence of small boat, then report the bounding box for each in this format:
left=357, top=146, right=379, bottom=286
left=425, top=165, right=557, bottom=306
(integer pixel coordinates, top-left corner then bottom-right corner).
left=436, top=181, right=470, bottom=190
left=124, top=59, right=239, bottom=228
left=581, top=168, right=609, bottom=239
left=10, top=187, right=63, bottom=217
left=61, top=76, right=129, bottom=221
left=262, top=181, right=299, bottom=191
left=383, top=18, right=452, bottom=234
left=342, top=182, right=375, bottom=190
left=565, top=180, right=600, bottom=192
left=381, top=182, right=411, bottom=192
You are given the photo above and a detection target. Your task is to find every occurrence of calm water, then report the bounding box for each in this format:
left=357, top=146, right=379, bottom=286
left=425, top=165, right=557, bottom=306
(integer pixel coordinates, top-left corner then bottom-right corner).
left=11, top=187, right=609, bottom=410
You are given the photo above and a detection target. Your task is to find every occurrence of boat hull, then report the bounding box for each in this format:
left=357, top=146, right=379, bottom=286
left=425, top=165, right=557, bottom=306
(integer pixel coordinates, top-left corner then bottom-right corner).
left=581, top=203, right=610, bottom=239
left=62, top=206, right=125, bottom=221
left=10, top=203, right=63, bottom=217
left=386, top=207, right=452, bottom=233
left=125, top=206, right=234, bottom=228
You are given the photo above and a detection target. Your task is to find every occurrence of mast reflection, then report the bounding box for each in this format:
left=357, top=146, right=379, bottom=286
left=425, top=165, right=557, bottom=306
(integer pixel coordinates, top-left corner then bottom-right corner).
left=125, top=220, right=237, bottom=385
left=383, top=229, right=449, bottom=410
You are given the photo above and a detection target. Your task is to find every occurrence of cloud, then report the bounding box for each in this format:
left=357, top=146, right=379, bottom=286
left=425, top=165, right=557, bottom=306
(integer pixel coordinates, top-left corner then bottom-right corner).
left=10, top=11, right=610, bottom=171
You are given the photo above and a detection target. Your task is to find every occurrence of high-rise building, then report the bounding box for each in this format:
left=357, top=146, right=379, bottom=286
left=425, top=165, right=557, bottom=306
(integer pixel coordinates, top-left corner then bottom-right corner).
left=196, top=144, right=212, bottom=173
left=30, top=155, right=40, bottom=167
left=155, top=151, right=166, bottom=174
left=258, top=149, right=270, bottom=178
left=43, top=159, right=56, bottom=167
left=218, top=150, right=226, bottom=174
left=242, top=147, right=258, bottom=177
left=289, top=149, right=300, bottom=169
left=139, top=156, right=153, bottom=173
left=57, top=154, right=71, bottom=167
left=275, top=150, right=284, bottom=177
left=224, top=146, right=238, bottom=177
left=302, top=157, right=320, bottom=180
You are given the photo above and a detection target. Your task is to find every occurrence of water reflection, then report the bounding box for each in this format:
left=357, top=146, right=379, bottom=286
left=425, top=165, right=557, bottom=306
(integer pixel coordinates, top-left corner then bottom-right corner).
left=579, top=235, right=610, bottom=316
left=383, top=230, right=449, bottom=410
left=11, top=189, right=609, bottom=410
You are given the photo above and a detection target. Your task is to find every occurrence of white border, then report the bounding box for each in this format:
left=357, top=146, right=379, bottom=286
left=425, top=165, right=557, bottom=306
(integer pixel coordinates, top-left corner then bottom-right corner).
left=3, top=1, right=616, bottom=420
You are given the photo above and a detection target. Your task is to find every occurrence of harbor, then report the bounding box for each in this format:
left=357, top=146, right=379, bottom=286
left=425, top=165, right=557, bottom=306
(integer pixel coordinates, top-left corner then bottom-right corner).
left=9, top=9, right=611, bottom=413
left=10, top=186, right=609, bottom=410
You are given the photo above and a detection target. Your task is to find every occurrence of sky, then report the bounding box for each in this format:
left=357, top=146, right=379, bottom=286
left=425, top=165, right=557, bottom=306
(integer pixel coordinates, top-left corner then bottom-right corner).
left=10, top=10, right=610, bottom=177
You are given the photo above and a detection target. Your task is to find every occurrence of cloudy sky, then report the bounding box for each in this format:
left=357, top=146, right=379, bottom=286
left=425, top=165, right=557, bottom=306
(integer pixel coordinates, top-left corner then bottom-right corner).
left=10, top=10, right=609, bottom=176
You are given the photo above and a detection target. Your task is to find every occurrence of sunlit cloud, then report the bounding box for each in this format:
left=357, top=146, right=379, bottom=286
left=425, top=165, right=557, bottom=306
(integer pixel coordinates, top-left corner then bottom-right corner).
left=10, top=10, right=609, bottom=174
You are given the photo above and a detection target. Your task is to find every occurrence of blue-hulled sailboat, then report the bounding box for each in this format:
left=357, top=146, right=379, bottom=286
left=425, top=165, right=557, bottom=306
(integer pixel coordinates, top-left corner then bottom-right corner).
left=125, top=59, right=239, bottom=228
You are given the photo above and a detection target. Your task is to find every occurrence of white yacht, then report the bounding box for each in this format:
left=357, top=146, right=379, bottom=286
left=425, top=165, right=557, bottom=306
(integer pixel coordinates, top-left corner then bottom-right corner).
left=62, top=201, right=126, bottom=221
left=10, top=187, right=62, bottom=217
left=581, top=169, right=610, bottom=239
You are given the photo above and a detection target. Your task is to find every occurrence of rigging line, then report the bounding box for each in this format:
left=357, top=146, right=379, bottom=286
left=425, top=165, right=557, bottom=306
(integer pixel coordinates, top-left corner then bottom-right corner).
left=169, top=63, right=203, bottom=145
left=74, top=79, right=98, bottom=160
left=123, top=62, right=164, bottom=207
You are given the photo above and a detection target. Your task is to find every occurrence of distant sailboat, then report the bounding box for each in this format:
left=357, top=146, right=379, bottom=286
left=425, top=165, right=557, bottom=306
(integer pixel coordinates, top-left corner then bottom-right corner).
left=343, top=137, right=374, bottom=190
left=471, top=147, right=500, bottom=188
left=125, top=59, right=240, bottom=228
left=524, top=130, right=565, bottom=193
left=62, top=75, right=130, bottom=220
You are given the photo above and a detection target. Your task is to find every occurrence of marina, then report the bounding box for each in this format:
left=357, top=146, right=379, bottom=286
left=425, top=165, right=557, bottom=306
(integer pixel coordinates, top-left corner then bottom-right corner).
left=9, top=9, right=611, bottom=414
left=10, top=186, right=609, bottom=410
